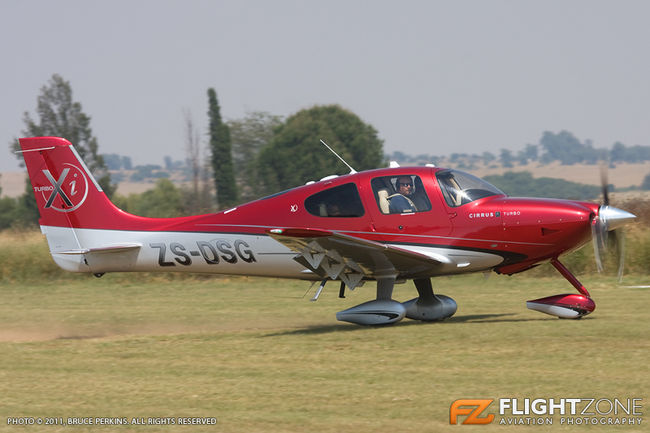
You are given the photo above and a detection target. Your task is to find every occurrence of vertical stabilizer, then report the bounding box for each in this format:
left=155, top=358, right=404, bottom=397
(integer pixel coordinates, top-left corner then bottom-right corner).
left=19, top=137, right=142, bottom=272
left=19, top=137, right=120, bottom=229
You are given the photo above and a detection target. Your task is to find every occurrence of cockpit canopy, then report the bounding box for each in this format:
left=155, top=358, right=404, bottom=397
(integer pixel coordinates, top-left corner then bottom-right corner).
left=300, top=168, right=505, bottom=218
left=436, top=169, right=505, bottom=207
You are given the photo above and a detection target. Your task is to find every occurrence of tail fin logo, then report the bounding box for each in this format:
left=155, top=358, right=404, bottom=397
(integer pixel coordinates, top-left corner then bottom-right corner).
left=38, top=163, right=89, bottom=212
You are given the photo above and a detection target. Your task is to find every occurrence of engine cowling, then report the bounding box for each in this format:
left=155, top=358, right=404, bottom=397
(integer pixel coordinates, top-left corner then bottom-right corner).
left=526, top=294, right=595, bottom=319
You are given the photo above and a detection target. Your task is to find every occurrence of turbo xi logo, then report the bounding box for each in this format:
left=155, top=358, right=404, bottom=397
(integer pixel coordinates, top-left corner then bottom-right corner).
left=36, top=164, right=89, bottom=212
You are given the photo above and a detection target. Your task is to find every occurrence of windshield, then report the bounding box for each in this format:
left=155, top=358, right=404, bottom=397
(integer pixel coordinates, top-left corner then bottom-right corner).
left=436, top=169, right=505, bottom=207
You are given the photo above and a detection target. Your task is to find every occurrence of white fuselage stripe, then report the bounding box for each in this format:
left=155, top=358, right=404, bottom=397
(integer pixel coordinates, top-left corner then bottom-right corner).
left=41, top=226, right=506, bottom=278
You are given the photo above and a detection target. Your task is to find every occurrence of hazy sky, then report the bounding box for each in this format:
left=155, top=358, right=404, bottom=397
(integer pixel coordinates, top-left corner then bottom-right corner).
left=2, top=0, right=649, bottom=171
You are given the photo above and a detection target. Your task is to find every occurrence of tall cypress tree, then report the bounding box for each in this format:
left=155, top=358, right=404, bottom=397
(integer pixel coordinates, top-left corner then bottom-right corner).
left=207, top=88, right=237, bottom=208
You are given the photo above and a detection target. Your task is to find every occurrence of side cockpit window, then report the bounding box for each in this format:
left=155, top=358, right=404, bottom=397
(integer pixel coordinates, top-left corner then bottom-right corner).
left=371, top=175, right=432, bottom=215
left=304, top=183, right=364, bottom=217
left=436, top=169, right=505, bottom=207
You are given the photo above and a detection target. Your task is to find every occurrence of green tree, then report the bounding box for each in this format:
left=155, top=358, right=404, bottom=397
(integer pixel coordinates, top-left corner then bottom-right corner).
left=257, top=105, right=384, bottom=194
left=610, top=141, right=626, bottom=162
left=0, top=196, right=18, bottom=230
left=103, top=153, right=125, bottom=170
left=499, top=149, right=514, bottom=168
left=11, top=74, right=114, bottom=197
left=517, top=143, right=538, bottom=164
left=641, top=173, right=650, bottom=190
left=610, top=142, right=650, bottom=163
left=481, top=151, right=496, bottom=165
left=538, top=131, right=607, bottom=165
left=207, top=88, right=238, bottom=209
left=113, top=179, right=183, bottom=218
left=0, top=177, right=16, bottom=230
left=228, top=111, right=283, bottom=202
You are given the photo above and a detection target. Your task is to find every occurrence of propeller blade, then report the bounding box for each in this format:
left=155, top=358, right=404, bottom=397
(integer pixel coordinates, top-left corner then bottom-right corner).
left=616, top=229, right=625, bottom=283
left=591, top=218, right=604, bottom=273
left=600, top=213, right=609, bottom=253
left=592, top=165, right=635, bottom=278
left=592, top=206, right=633, bottom=276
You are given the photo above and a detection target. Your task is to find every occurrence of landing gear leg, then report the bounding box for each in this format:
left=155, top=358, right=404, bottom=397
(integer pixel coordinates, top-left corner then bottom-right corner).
left=336, top=275, right=406, bottom=325
left=550, top=259, right=591, bottom=297
left=402, top=278, right=457, bottom=321
left=376, top=275, right=396, bottom=300
left=526, top=259, right=596, bottom=319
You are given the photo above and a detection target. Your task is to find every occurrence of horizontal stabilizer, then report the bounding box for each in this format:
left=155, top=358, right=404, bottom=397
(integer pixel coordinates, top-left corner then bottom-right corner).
left=57, top=243, right=142, bottom=255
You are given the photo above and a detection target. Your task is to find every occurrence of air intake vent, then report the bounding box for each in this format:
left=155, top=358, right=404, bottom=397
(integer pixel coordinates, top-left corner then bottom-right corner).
left=541, top=227, right=560, bottom=236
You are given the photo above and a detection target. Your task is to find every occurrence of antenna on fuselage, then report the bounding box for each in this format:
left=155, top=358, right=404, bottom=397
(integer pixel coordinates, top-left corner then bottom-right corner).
left=320, top=139, right=357, bottom=174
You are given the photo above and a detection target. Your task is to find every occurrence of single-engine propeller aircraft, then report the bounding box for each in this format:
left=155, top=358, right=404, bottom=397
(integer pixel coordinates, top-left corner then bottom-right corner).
left=18, top=137, right=636, bottom=325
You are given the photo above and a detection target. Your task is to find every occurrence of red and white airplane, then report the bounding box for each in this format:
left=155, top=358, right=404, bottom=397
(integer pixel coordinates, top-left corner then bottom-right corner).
left=18, top=137, right=636, bottom=325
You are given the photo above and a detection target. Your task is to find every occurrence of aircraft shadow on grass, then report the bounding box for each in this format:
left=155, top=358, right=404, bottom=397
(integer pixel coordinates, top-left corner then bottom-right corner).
left=261, top=313, right=576, bottom=337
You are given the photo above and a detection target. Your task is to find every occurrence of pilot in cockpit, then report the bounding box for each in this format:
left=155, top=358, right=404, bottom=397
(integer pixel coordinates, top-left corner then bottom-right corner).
left=388, top=176, right=418, bottom=213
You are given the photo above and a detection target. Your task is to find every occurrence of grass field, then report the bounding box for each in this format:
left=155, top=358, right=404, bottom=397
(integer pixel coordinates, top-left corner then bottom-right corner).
left=1, top=268, right=648, bottom=432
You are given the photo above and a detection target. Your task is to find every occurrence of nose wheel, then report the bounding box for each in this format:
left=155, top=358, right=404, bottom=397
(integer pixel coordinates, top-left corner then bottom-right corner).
left=526, top=259, right=595, bottom=319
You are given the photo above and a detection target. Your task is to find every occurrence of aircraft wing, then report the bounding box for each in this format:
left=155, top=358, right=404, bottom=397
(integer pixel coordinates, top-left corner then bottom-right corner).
left=267, top=228, right=448, bottom=289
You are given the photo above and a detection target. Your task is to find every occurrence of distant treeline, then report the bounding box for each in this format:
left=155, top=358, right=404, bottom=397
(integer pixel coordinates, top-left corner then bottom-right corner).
left=100, top=129, right=650, bottom=198
left=483, top=172, right=601, bottom=200
left=104, top=130, right=650, bottom=186
left=102, top=154, right=189, bottom=183
left=388, top=130, right=650, bottom=168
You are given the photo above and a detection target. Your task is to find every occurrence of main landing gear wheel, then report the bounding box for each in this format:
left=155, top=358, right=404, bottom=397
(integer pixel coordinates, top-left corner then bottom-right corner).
left=403, top=278, right=457, bottom=321
left=336, top=277, right=457, bottom=325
